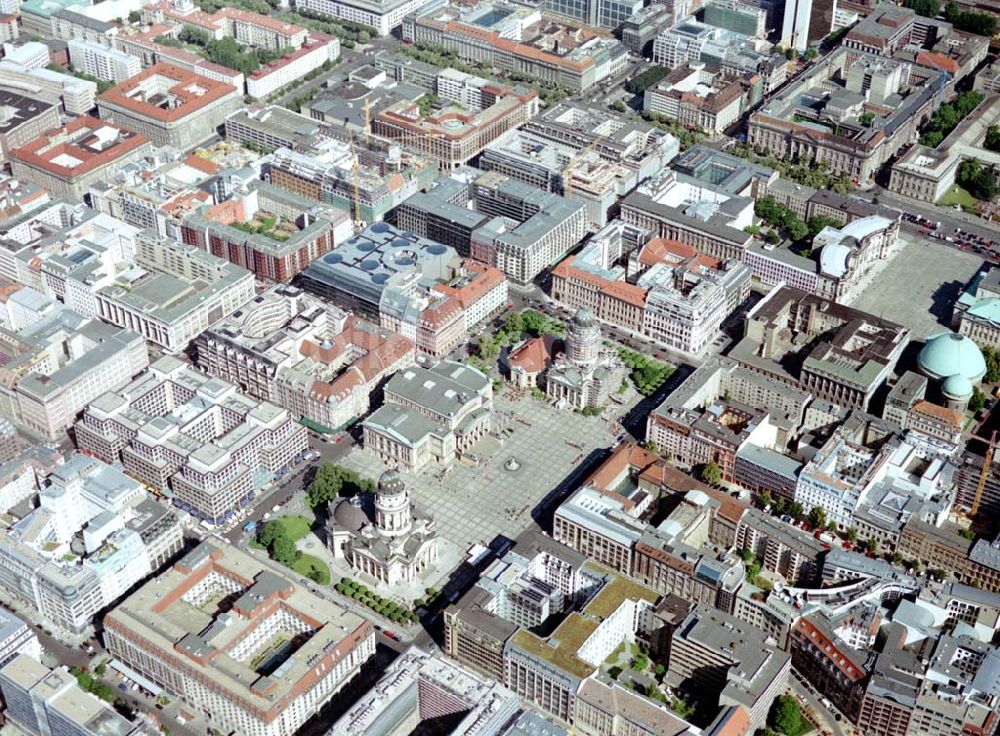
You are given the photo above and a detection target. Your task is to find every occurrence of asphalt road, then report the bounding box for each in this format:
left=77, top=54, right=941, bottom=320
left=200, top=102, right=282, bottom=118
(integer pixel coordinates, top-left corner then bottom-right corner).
left=860, top=187, right=1000, bottom=248
left=791, top=668, right=851, bottom=736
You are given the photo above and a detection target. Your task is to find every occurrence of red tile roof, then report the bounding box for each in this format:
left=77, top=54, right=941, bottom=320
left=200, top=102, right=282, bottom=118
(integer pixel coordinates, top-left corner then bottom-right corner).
left=98, top=63, right=238, bottom=124
left=9, top=116, right=150, bottom=179
left=509, top=335, right=556, bottom=375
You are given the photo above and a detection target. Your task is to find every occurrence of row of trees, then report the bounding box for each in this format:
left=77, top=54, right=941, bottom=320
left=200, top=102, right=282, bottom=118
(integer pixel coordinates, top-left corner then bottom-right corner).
left=639, top=112, right=707, bottom=151
left=904, top=0, right=995, bottom=33
left=943, top=0, right=996, bottom=35
left=728, top=143, right=854, bottom=194
left=334, top=577, right=419, bottom=623
left=398, top=42, right=570, bottom=105
left=919, top=91, right=984, bottom=148
left=617, top=348, right=674, bottom=396
left=625, top=66, right=669, bottom=94
left=958, top=158, right=998, bottom=201
left=308, top=463, right=376, bottom=507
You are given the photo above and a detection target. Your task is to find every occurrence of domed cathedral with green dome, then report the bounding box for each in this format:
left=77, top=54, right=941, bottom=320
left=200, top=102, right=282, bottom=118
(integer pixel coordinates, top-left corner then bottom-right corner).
left=917, top=331, right=987, bottom=411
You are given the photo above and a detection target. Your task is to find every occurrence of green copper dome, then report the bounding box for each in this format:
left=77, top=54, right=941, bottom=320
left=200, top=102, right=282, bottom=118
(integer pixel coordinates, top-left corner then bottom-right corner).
left=941, top=374, right=974, bottom=400
left=918, top=332, right=986, bottom=382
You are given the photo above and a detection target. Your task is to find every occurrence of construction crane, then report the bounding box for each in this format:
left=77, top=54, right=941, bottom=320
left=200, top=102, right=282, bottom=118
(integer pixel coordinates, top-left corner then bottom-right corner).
left=364, top=95, right=371, bottom=144
left=349, top=138, right=363, bottom=231
left=972, top=430, right=997, bottom=518
left=564, top=131, right=609, bottom=201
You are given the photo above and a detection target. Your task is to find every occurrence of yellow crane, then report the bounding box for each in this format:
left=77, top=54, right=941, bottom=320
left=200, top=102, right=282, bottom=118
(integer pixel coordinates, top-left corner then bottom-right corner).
left=350, top=138, right=363, bottom=230
left=564, top=131, right=609, bottom=201
left=972, top=430, right=997, bottom=518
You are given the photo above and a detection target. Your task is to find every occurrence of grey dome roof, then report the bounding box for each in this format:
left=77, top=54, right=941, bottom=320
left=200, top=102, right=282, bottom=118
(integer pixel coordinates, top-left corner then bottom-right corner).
left=332, top=496, right=368, bottom=533
left=574, top=306, right=596, bottom=327
left=378, top=469, right=406, bottom=495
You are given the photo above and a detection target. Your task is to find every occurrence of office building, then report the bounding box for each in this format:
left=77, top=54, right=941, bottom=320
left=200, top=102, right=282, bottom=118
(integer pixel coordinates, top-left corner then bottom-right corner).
left=0, top=610, right=41, bottom=665
left=704, top=0, right=767, bottom=37
left=735, top=507, right=824, bottom=584
left=68, top=38, right=140, bottom=82
left=97, top=63, right=242, bottom=149
left=10, top=116, right=152, bottom=198
left=195, top=285, right=414, bottom=434
left=0, top=89, right=60, bottom=161
left=749, top=48, right=946, bottom=183
left=178, top=180, right=353, bottom=283
left=729, top=286, right=909, bottom=411
left=46, top=228, right=256, bottom=354
left=790, top=614, right=869, bottom=720
left=0, top=59, right=97, bottom=115
left=297, top=0, right=440, bottom=36
left=75, top=357, right=307, bottom=525
left=542, top=0, right=642, bottom=28
left=0, top=656, right=152, bottom=736
left=505, top=575, right=660, bottom=721
left=327, top=647, right=566, bottom=736
left=104, top=541, right=376, bottom=736
left=362, top=360, right=492, bottom=472
left=644, top=63, right=755, bottom=137
left=404, top=3, right=628, bottom=93
left=372, top=83, right=538, bottom=170
left=298, top=221, right=460, bottom=315
left=267, top=137, right=437, bottom=224
left=0, top=453, right=182, bottom=632
left=781, top=0, right=836, bottom=52
left=668, top=604, right=791, bottom=734
left=0, top=308, right=148, bottom=441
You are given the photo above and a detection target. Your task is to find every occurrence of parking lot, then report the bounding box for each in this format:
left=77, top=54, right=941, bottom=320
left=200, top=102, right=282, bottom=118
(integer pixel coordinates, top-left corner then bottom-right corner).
left=335, top=391, right=633, bottom=550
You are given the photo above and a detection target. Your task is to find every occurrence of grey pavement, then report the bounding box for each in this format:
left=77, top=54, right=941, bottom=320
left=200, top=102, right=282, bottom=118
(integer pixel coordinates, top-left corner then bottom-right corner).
left=853, top=234, right=984, bottom=339
left=336, top=391, right=636, bottom=550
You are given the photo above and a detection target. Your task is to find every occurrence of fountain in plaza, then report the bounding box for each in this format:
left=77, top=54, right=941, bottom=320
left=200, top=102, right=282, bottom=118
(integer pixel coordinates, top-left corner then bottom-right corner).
left=504, top=457, right=521, bottom=472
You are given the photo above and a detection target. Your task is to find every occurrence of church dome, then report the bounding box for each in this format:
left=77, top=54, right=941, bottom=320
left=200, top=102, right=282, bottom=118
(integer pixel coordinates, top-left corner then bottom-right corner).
left=332, top=496, right=368, bottom=533
left=942, top=374, right=974, bottom=400
left=378, top=469, right=406, bottom=496
left=574, top=307, right=597, bottom=328
left=918, top=332, right=986, bottom=382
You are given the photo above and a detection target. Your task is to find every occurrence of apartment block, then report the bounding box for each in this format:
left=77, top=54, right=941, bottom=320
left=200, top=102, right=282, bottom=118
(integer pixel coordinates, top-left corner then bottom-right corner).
left=9, top=116, right=152, bottom=198
left=0, top=453, right=182, bottom=632
left=67, top=38, right=141, bottom=82
left=75, top=357, right=307, bottom=524
left=103, top=541, right=375, bottom=736
left=177, top=181, right=353, bottom=283
left=97, top=63, right=242, bottom=149
left=0, top=656, right=151, bottom=736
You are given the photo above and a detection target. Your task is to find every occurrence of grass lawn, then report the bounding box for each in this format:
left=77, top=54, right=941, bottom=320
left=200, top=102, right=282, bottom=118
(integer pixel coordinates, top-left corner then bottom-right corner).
left=271, top=514, right=313, bottom=541
left=292, top=553, right=331, bottom=584
left=939, top=184, right=978, bottom=209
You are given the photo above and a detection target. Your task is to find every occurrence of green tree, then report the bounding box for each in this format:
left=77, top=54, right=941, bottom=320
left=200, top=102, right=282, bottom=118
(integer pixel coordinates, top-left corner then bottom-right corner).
left=808, top=506, right=827, bottom=530
left=846, top=527, right=858, bottom=543
left=969, top=386, right=987, bottom=412
left=905, top=0, right=941, bottom=17
left=769, top=694, right=803, bottom=735
left=700, top=461, right=723, bottom=486
left=128, top=10, right=141, bottom=22
left=803, top=47, right=818, bottom=61
left=986, top=126, right=1000, bottom=153
left=759, top=491, right=773, bottom=509
left=271, top=536, right=299, bottom=566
